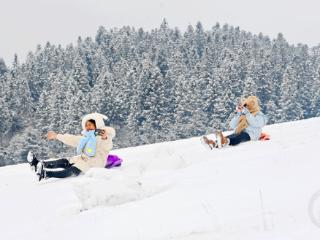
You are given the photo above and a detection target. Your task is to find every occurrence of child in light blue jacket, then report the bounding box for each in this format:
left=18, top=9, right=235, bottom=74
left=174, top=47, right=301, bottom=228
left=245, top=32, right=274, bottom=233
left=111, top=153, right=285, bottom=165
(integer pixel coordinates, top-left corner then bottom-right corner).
left=229, top=107, right=268, bottom=142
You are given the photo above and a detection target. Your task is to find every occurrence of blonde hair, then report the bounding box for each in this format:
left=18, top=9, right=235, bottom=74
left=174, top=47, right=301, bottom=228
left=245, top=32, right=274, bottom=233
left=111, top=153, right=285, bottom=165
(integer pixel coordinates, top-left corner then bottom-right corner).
left=235, top=96, right=260, bottom=134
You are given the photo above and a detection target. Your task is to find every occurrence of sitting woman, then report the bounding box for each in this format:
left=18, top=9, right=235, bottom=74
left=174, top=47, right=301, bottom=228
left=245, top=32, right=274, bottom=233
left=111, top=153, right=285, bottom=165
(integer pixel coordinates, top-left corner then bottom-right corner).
left=202, top=96, right=268, bottom=149
left=27, top=113, right=116, bottom=181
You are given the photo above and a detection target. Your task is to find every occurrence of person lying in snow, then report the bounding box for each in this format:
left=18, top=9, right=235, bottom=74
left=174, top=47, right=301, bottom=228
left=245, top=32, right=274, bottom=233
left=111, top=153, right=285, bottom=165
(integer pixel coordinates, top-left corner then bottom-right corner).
left=201, top=96, right=268, bottom=149
left=27, top=113, right=116, bottom=181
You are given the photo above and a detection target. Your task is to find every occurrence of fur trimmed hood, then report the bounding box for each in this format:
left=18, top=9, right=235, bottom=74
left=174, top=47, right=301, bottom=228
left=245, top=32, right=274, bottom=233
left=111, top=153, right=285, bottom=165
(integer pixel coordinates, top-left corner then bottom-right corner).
left=81, top=112, right=108, bottom=130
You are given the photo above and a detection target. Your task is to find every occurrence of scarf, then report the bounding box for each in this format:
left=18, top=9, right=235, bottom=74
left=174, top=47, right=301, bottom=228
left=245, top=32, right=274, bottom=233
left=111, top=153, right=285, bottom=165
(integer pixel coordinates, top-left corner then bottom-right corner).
left=76, top=130, right=97, bottom=157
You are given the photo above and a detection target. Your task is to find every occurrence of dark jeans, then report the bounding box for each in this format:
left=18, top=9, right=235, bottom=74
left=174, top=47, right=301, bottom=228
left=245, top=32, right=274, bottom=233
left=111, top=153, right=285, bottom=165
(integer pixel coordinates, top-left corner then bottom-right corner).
left=43, top=158, right=82, bottom=178
left=226, top=132, right=251, bottom=146
left=44, top=158, right=72, bottom=169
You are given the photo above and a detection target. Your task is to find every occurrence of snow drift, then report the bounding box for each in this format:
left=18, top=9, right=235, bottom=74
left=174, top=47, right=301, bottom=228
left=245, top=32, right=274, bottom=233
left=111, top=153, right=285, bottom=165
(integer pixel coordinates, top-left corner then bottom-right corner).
left=72, top=168, right=173, bottom=210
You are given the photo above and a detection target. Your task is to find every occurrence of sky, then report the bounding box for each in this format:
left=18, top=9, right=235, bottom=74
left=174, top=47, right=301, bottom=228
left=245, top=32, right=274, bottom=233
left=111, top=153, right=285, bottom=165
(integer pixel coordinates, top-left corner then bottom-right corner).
left=0, top=0, right=320, bottom=65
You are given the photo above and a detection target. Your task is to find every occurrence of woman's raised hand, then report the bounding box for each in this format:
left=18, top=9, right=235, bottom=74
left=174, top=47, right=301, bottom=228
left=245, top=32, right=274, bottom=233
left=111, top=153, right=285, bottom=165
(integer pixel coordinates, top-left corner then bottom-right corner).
left=236, top=103, right=243, bottom=113
left=47, top=131, right=57, bottom=140
left=101, top=130, right=108, bottom=140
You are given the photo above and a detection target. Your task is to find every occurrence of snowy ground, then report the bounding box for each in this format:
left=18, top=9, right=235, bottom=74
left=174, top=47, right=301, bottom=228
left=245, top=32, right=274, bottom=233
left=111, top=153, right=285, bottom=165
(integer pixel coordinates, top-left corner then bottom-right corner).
left=1, top=118, right=320, bottom=240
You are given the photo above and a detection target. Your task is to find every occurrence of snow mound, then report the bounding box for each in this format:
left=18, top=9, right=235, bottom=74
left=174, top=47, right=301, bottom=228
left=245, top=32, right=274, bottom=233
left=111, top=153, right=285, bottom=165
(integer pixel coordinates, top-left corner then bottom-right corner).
left=71, top=136, right=210, bottom=210
left=73, top=168, right=173, bottom=210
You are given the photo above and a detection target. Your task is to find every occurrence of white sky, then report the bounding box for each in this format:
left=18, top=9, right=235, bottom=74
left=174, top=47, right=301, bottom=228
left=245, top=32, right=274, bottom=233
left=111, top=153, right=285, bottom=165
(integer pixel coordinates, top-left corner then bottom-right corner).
left=1, top=0, right=320, bottom=65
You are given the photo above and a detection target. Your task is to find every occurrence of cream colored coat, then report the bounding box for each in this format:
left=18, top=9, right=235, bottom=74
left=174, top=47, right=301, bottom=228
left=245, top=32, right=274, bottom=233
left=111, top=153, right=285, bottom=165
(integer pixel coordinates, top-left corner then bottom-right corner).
left=56, top=126, right=115, bottom=172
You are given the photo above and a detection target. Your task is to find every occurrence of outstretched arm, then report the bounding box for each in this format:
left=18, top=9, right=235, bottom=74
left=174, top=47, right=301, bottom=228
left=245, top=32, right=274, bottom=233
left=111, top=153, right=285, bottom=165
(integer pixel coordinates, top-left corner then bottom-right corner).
left=56, top=133, right=82, bottom=148
left=47, top=131, right=82, bottom=148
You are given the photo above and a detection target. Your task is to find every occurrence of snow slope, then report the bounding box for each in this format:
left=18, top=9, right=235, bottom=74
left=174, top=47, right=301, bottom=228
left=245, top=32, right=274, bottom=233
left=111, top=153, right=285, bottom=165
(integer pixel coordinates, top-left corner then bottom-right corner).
left=1, top=118, right=320, bottom=240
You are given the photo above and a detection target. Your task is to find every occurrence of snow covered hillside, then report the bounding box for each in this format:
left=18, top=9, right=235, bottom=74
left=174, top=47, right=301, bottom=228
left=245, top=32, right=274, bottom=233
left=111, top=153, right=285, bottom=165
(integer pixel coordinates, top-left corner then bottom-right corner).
left=1, top=117, right=320, bottom=240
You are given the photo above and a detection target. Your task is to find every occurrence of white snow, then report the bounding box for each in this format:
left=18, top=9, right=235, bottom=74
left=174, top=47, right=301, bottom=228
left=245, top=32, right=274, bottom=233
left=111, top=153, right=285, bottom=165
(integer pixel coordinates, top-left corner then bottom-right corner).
left=1, top=118, right=320, bottom=240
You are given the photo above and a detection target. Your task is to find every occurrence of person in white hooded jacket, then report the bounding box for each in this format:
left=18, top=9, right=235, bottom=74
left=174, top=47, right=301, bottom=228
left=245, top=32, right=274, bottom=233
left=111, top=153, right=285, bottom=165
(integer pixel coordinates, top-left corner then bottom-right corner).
left=27, top=113, right=116, bottom=181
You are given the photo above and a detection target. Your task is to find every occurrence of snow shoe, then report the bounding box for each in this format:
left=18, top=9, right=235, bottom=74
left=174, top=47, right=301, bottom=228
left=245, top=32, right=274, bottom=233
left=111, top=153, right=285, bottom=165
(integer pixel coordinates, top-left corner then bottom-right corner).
left=27, top=151, right=39, bottom=172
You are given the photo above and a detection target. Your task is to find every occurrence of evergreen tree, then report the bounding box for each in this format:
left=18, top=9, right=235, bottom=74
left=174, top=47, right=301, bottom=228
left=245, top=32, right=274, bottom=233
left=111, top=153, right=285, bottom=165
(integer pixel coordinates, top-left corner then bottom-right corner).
left=279, top=66, right=303, bottom=122
left=242, top=61, right=257, bottom=97
left=0, top=58, right=7, bottom=76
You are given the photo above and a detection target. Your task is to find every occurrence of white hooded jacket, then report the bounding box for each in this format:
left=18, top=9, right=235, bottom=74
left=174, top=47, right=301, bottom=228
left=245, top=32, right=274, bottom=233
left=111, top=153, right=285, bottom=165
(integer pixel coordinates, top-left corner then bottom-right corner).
left=56, top=113, right=116, bottom=172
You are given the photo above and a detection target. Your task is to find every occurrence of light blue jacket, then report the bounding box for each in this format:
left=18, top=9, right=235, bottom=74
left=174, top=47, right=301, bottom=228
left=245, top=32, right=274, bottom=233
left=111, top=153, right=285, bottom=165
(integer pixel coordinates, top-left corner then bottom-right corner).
left=76, top=130, right=97, bottom=157
left=229, top=108, right=268, bottom=141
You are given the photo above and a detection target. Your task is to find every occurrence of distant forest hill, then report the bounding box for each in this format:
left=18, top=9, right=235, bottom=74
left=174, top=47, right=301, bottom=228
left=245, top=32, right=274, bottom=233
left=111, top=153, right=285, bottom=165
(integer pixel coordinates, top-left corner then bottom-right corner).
left=0, top=20, right=320, bottom=166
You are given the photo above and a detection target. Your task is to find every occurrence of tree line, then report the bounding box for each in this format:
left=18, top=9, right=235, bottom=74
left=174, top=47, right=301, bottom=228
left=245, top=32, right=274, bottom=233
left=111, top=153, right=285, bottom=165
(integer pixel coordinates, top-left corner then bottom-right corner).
left=0, top=20, right=319, bottom=166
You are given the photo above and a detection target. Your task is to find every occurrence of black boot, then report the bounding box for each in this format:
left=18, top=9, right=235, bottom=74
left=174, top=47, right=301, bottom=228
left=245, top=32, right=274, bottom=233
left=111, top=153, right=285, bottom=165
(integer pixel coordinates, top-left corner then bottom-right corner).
left=36, top=161, right=47, bottom=181
left=27, top=151, right=39, bottom=172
